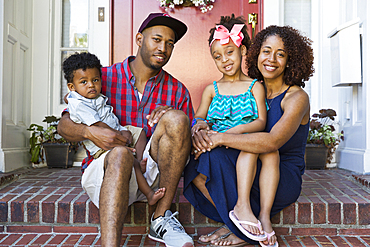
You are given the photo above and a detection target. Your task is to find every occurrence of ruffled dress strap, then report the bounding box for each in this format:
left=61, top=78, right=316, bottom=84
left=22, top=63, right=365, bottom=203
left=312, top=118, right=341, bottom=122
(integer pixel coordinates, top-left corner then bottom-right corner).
left=213, top=81, right=219, bottom=95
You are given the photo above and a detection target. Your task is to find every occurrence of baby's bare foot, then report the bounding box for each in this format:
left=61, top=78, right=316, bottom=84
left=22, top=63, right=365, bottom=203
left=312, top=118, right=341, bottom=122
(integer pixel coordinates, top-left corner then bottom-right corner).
left=147, top=187, right=166, bottom=205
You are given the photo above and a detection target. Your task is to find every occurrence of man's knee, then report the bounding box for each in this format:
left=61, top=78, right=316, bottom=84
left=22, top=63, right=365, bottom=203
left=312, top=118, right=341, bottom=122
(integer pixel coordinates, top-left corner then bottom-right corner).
left=160, top=110, right=190, bottom=134
left=105, top=146, right=134, bottom=171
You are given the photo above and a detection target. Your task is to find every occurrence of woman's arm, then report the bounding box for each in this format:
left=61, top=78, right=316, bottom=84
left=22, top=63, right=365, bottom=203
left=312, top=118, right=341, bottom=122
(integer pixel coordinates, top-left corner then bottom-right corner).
left=206, top=88, right=309, bottom=155
left=225, top=81, right=267, bottom=134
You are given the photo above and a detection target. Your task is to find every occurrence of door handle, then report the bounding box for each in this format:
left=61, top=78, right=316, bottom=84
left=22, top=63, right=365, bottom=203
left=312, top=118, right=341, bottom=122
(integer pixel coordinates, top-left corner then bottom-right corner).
left=248, top=13, right=258, bottom=39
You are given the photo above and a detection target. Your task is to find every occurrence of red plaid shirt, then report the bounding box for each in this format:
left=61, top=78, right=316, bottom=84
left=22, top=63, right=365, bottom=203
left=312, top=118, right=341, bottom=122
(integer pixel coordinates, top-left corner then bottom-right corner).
left=81, top=56, right=194, bottom=172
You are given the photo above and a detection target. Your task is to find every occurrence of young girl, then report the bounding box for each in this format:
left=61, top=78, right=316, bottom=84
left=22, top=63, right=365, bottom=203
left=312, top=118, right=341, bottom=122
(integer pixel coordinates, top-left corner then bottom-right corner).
left=191, top=15, right=279, bottom=246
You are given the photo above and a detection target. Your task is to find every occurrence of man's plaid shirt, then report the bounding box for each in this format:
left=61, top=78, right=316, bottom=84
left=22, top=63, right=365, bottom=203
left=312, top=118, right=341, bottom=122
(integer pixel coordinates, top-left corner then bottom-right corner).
left=81, top=56, right=194, bottom=172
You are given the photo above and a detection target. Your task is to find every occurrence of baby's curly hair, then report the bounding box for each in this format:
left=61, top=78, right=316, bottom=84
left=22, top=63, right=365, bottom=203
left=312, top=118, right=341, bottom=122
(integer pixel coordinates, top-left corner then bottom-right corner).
left=62, top=52, right=102, bottom=84
left=208, top=14, right=251, bottom=49
left=246, top=25, right=314, bottom=88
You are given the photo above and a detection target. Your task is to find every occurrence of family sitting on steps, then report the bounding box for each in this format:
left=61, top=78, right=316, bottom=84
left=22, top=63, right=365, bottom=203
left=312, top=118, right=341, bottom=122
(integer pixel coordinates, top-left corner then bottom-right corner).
left=58, top=12, right=314, bottom=247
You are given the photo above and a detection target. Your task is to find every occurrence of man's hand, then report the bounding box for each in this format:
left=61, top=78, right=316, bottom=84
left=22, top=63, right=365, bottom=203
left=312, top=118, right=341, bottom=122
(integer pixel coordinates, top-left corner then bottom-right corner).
left=86, top=125, right=132, bottom=151
left=120, top=130, right=133, bottom=146
left=146, top=105, right=173, bottom=127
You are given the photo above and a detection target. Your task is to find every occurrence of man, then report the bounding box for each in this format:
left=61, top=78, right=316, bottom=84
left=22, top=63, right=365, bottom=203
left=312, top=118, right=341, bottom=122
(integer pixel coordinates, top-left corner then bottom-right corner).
left=57, top=13, right=194, bottom=247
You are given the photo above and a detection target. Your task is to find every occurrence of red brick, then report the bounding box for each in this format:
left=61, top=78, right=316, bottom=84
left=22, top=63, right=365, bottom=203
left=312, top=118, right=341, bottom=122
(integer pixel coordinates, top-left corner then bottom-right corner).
left=133, top=202, right=147, bottom=224
left=73, top=194, right=89, bottom=223
left=63, top=234, right=82, bottom=245
left=194, top=207, right=207, bottom=224
left=89, top=201, right=100, bottom=224
left=315, top=236, right=334, bottom=246
left=121, top=226, right=146, bottom=235
left=322, top=197, right=341, bottom=224
left=271, top=212, right=280, bottom=224
left=339, top=228, right=370, bottom=235
left=178, top=203, right=191, bottom=224
left=283, top=236, right=303, bottom=247
left=358, top=203, right=370, bottom=225
left=27, top=195, right=45, bottom=223
left=78, top=234, right=99, bottom=245
left=0, top=195, right=17, bottom=222
left=361, top=236, right=370, bottom=244
left=297, top=197, right=311, bottom=224
left=291, top=227, right=337, bottom=236
left=343, top=236, right=365, bottom=246
left=330, top=236, right=351, bottom=246
left=11, top=195, right=30, bottom=222
left=13, top=234, right=37, bottom=245
left=42, top=195, right=62, bottom=223
left=53, top=226, right=99, bottom=233
left=125, top=235, right=141, bottom=246
left=57, top=194, right=76, bottom=223
left=282, top=204, right=295, bottom=224
left=313, top=202, right=326, bottom=224
left=299, top=236, right=317, bottom=246
left=7, top=225, right=52, bottom=233
left=0, top=234, right=22, bottom=245
left=46, top=234, right=68, bottom=244
left=29, top=234, right=53, bottom=245
left=273, top=227, right=289, bottom=235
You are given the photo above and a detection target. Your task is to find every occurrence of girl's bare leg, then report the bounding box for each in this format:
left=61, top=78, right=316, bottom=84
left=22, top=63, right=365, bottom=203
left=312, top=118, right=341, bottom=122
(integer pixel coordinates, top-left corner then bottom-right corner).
left=258, top=151, right=280, bottom=246
left=233, top=151, right=262, bottom=236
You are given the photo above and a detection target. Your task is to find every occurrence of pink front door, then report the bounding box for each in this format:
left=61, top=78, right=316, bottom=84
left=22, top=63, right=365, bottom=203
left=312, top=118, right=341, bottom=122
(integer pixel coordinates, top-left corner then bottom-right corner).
left=111, top=0, right=263, bottom=111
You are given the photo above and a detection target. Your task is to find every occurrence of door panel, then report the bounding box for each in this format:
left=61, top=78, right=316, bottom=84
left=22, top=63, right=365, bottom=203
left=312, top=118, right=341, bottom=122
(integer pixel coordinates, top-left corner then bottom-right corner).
left=112, top=0, right=263, bottom=110
left=1, top=0, right=32, bottom=172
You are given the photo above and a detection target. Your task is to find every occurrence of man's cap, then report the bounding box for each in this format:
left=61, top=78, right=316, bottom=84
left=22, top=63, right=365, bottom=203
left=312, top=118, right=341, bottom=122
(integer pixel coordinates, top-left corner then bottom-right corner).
left=138, top=13, right=187, bottom=43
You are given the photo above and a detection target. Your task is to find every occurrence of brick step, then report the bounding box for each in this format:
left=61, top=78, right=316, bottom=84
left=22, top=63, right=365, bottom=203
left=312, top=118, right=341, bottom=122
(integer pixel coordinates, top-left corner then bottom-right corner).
left=0, top=232, right=370, bottom=247
left=1, top=167, right=370, bottom=238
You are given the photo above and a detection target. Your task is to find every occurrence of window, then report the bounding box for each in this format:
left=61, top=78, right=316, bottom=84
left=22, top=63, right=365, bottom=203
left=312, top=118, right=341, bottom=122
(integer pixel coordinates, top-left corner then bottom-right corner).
left=60, top=0, right=89, bottom=104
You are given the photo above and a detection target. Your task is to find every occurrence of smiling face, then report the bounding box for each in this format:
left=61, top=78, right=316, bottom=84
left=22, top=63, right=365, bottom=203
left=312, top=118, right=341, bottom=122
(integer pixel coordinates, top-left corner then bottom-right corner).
left=257, top=35, right=288, bottom=82
left=67, top=67, right=101, bottom=99
left=138, top=25, right=176, bottom=71
left=210, top=39, right=246, bottom=78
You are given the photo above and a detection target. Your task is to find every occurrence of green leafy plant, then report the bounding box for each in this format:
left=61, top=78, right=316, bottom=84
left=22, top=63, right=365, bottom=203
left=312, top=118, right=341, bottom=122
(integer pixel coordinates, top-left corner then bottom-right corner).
left=27, top=116, right=78, bottom=164
left=307, top=109, right=344, bottom=163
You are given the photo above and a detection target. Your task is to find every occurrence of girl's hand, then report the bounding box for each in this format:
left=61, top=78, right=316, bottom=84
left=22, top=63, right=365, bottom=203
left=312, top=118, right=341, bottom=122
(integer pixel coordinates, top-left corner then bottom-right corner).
left=192, top=129, right=218, bottom=159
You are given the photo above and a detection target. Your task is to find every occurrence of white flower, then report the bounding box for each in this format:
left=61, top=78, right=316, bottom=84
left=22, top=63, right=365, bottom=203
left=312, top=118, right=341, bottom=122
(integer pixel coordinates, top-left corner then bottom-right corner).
left=169, top=3, right=175, bottom=8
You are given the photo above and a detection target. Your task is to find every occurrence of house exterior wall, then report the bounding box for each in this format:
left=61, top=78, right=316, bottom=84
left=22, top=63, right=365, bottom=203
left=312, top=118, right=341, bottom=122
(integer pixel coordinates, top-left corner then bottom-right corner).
left=0, top=0, right=368, bottom=173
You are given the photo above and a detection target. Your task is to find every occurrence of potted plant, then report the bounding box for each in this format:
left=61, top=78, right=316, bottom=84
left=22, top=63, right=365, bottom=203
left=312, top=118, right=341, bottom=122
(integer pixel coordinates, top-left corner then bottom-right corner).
left=305, top=109, right=344, bottom=169
left=27, top=115, right=79, bottom=169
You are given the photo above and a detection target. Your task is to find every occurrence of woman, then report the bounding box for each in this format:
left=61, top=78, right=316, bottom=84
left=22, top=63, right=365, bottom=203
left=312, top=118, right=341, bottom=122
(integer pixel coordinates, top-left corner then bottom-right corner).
left=184, top=24, right=314, bottom=246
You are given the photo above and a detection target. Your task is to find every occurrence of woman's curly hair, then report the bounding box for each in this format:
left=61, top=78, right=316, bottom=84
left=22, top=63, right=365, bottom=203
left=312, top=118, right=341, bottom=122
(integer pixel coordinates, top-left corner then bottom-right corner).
left=62, top=52, right=102, bottom=84
left=208, top=14, right=251, bottom=49
left=246, top=25, right=314, bottom=88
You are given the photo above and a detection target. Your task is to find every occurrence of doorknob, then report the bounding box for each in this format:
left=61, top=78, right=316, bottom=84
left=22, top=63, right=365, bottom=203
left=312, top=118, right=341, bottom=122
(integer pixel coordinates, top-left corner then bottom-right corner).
left=248, top=13, right=258, bottom=39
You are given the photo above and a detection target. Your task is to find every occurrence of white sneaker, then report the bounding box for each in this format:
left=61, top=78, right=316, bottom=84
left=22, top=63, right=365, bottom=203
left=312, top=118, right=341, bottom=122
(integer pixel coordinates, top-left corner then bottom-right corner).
left=148, top=210, right=194, bottom=247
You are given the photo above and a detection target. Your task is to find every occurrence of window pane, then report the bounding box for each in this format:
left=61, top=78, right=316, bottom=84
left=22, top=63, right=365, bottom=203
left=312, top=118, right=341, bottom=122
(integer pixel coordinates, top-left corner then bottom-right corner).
left=62, top=0, right=88, bottom=48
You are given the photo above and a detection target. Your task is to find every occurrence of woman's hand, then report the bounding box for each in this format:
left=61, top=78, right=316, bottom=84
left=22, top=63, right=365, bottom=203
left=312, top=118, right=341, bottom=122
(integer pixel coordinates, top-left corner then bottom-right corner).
left=192, top=129, right=221, bottom=160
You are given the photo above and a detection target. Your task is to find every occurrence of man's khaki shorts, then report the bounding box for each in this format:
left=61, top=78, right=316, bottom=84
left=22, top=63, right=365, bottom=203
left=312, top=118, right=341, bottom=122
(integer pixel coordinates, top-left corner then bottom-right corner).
left=81, top=135, right=159, bottom=208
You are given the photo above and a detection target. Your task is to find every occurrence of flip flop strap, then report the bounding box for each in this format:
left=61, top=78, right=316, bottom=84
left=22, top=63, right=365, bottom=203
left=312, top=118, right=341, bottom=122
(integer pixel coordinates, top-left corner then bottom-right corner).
left=238, top=220, right=261, bottom=229
left=205, top=224, right=228, bottom=237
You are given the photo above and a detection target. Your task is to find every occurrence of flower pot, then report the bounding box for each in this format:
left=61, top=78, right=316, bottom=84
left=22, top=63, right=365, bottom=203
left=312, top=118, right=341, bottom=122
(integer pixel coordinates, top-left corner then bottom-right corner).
left=43, top=143, right=76, bottom=169
left=304, top=144, right=328, bottom=170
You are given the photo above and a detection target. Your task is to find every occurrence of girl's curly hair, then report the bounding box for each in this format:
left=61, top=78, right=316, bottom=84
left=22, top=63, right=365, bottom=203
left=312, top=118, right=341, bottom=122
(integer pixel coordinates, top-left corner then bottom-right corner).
left=208, top=14, right=251, bottom=49
left=246, top=25, right=314, bottom=88
left=62, top=52, right=102, bottom=84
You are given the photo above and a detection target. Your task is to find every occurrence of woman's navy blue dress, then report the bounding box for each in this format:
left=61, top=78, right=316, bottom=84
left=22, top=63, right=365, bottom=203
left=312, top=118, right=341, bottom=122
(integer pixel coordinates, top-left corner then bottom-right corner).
left=183, top=87, right=309, bottom=244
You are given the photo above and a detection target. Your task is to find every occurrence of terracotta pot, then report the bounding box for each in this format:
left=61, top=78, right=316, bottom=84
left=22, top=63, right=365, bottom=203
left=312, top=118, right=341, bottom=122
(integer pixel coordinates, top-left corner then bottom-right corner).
left=304, top=144, right=328, bottom=170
